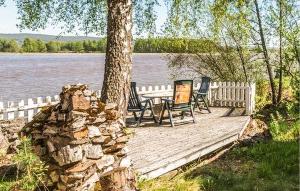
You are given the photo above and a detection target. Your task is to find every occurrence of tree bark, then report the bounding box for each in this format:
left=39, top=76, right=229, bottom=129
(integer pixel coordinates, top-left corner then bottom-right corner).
left=101, top=0, right=133, bottom=116
left=100, top=1, right=136, bottom=190
left=254, top=0, right=277, bottom=105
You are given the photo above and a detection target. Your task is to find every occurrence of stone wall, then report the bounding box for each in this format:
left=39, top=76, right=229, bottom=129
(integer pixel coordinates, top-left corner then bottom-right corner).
left=0, top=118, right=25, bottom=154
left=23, top=84, right=136, bottom=191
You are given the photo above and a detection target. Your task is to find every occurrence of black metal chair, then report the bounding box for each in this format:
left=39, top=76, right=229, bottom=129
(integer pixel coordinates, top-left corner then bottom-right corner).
left=127, top=82, right=157, bottom=126
left=193, top=76, right=211, bottom=113
left=159, top=80, right=195, bottom=127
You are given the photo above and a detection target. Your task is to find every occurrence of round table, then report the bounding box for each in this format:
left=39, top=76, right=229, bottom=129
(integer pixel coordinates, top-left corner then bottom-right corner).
left=141, top=91, right=173, bottom=99
left=141, top=85, right=219, bottom=100
left=141, top=86, right=219, bottom=116
left=141, top=91, right=173, bottom=118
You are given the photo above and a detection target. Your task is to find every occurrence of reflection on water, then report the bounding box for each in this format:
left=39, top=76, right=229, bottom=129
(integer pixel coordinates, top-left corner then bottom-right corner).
left=0, top=54, right=171, bottom=102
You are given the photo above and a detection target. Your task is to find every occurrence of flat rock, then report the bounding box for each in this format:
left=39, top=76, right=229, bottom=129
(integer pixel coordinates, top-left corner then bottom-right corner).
left=73, top=128, right=89, bottom=139
left=0, top=131, right=9, bottom=154
left=66, top=160, right=95, bottom=173
left=83, top=90, right=92, bottom=97
left=67, top=111, right=88, bottom=122
left=88, top=126, right=101, bottom=138
left=53, top=145, right=83, bottom=166
left=116, top=136, right=129, bottom=143
left=96, top=155, right=115, bottom=170
left=120, top=156, right=132, bottom=168
left=71, top=94, right=90, bottom=111
left=84, top=144, right=103, bottom=159
left=70, top=117, right=86, bottom=130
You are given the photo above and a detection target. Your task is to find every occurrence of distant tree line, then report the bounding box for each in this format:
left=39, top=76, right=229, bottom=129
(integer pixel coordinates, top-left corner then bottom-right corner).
left=0, top=37, right=213, bottom=53
left=134, top=38, right=215, bottom=53
left=0, top=38, right=107, bottom=53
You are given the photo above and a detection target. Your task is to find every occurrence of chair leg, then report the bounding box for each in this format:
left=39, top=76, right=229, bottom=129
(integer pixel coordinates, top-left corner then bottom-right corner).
left=190, top=105, right=196, bottom=123
left=148, top=100, right=157, bottom=123
left=181, top=111, right=185, bottom=119
left=201, top=95, right=211, bottom=113
left=193, top=95, right=202, bottom=111
left=159, top=102, right=166, bottom=125
left=166, top=102, right=174, bottom=127
left=193, top=95, right=198, bottom=111
left=138, top=101, right=148, bottom=124
left=133, top=112, right=138, bottom=121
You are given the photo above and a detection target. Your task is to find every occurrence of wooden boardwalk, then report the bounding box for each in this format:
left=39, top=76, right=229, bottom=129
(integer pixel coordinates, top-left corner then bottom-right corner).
left=127, top=107, right=250, bottom=179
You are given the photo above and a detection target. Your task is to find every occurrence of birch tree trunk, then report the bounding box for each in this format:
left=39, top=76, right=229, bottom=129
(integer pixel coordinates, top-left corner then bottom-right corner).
left=254, top=0, right=277, bottom=105
left=100, top=1, right=136, bottom=190
left=277, top=0, right=283, bottom=103
left=101, top=0, right=133, bottom=116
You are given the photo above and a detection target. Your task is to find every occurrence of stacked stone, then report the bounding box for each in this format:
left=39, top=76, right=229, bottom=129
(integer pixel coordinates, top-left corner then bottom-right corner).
left=24, top=84, right=135, bottom=191
left=0, top=118, right=25, bottom=154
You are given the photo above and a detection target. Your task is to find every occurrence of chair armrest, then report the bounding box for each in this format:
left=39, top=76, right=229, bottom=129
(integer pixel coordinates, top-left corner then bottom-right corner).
left=195, top=92, right=208, bottom=95
left=140, top=99, right=151, bottom=103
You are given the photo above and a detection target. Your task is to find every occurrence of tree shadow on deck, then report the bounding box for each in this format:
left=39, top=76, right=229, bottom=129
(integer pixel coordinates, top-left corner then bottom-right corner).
left=220, top=107, right=246, bottom=117
left=126, top=107, right=247, bottom=128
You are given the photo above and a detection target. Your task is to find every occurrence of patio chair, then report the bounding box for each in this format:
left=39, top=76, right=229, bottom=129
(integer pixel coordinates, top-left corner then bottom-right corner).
left=159, top=80, right=195, bottom=127
left=193, top=76, right=211, bottom=113
left=127, top=82, right=157, bottom=126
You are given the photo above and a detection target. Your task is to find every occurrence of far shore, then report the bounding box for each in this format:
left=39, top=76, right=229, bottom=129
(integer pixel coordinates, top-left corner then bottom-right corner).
left=0, top=52, right=170, bottom=56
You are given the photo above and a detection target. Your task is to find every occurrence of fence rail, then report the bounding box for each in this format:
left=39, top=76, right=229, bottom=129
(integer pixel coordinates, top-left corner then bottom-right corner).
left=0, top=82, right=255, bottom=121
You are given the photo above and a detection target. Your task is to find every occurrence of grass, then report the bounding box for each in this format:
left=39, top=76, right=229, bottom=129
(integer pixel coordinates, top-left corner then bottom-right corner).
left=139, top=139, right=299, bottom=191
left=139, top=115, right=299, bottom=191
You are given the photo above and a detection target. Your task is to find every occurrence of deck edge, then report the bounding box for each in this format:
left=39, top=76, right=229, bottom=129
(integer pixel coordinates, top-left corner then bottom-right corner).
left=238, top=116, right=251, bottom=138
left=137, top=116, right=251, bottom=180
left=138, top=133, right=239, bottom=180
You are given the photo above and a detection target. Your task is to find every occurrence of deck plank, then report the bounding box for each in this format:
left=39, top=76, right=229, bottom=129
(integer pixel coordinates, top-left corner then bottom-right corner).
left=127, top=107, right=250, bottom=179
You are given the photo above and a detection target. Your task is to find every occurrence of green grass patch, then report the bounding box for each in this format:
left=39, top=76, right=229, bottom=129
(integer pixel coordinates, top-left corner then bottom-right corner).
left=0, top=180, right=15, bottom=191
left=139, top=139, right=299, bottom=191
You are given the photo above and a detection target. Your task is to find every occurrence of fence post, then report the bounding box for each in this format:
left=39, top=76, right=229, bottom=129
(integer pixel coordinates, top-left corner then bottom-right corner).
left=208, top=82, right=212, bottom=105
left=28, top=98, right=34, bottom=122
left=7, top=101, right=15, bottom=120
left=141, top=86, right=146, bottom=93
left=18, top=100, right=25, bottom=118
left=54, top=95, right=60, bottom=102
left=245, top=82, right=256, bottom=115
left=37, top=97, right=43, bottom=112
left=46, top=96, right=52, bottom=104
left=250, top=82, right=256, bottom=114
left=245, top=86, right=250, bottom=115
left=167, top=85, right=172, bottom=91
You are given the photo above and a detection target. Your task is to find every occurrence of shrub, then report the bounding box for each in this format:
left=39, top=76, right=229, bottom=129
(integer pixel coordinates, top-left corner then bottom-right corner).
left=0, top=137, right=48, bottom=191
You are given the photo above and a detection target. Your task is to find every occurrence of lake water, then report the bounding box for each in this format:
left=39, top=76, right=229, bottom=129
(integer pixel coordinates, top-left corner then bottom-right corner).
left=0, top=53, right=172, bottom=102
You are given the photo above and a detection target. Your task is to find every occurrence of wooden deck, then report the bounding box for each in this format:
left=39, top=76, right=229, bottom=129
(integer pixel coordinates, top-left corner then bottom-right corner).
left=126, top=107, right=250, bottom=179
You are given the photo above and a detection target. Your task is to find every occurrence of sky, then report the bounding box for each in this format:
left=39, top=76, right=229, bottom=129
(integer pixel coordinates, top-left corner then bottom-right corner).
left=0, top=1, right=167, bottom=37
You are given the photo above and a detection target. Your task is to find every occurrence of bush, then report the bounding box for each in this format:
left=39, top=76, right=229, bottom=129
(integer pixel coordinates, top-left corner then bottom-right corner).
left=0, top=39, right=20, bottom=52
left=46, top=41, right=61, bottom=52
left=0, top=137, right=48, bottom=191
left=256, top=77, right=295, bottom=111
left=134, top=38, right=215, bottom=53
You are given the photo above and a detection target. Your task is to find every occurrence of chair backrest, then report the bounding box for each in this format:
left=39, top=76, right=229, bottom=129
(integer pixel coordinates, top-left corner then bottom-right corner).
left=172, top=80, right=193, bottom=108
left=198, top=76, right=211, bottom=94
left=128, top=82, right=142, bottom=110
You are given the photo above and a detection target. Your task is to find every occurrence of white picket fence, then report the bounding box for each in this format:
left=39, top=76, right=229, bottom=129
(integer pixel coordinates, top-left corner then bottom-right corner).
left=0, top=82, right=255, bottom=122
